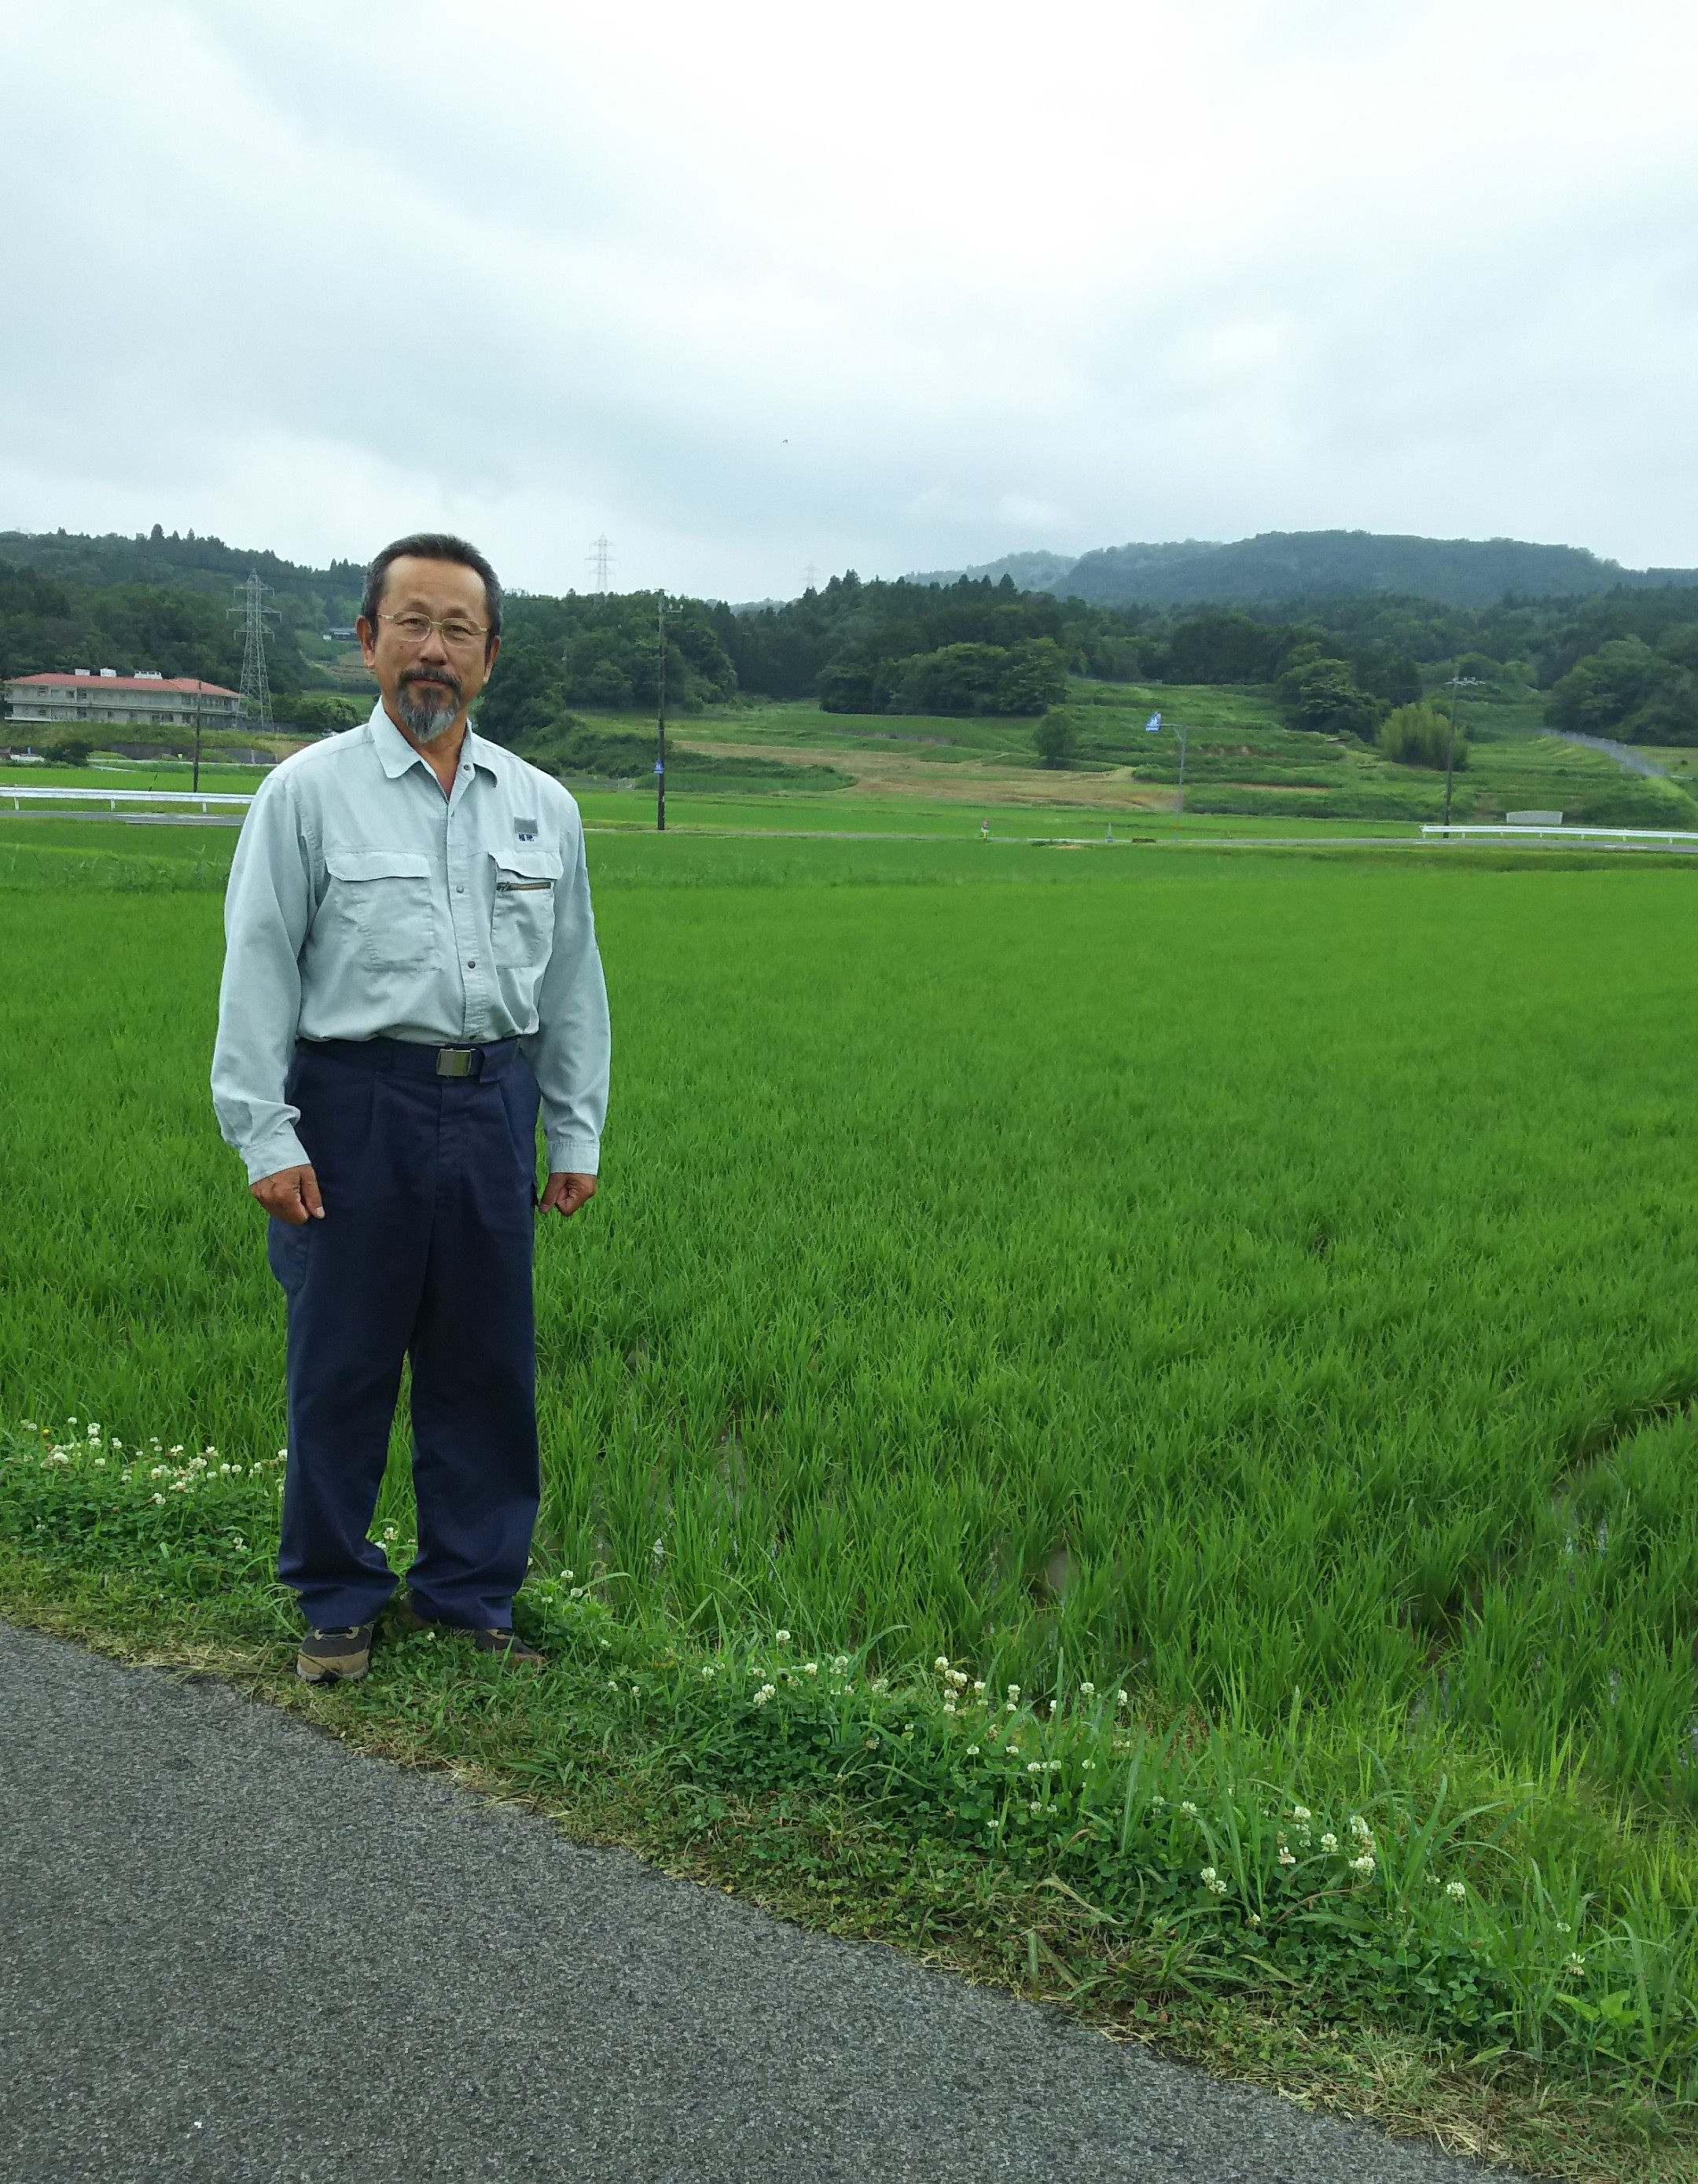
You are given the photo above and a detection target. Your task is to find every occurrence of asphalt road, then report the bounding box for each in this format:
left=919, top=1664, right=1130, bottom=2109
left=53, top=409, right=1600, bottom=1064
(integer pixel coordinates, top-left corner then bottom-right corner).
left=0, top=1620, right=1516, bottom=2184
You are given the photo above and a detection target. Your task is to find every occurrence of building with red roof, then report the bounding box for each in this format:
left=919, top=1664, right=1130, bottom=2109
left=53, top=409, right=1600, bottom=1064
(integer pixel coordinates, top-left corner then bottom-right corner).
left=2, top=670, right=241, bottom=733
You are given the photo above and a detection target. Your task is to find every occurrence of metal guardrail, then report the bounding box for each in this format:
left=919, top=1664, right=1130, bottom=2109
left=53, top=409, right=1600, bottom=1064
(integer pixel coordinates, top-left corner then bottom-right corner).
left=1421, top=823, right=1698, bottom=844
left=1, top=785, right=255, bottom=814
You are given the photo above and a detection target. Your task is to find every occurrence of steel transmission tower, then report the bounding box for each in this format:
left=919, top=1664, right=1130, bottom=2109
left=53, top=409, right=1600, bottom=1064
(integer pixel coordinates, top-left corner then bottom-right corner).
left=587, top=534, right=616, bottom=593
left=230, top=572, right=280, bottom=734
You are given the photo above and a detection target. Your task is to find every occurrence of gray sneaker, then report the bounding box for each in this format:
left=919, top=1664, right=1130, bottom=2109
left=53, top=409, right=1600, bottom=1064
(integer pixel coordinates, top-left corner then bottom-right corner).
left=296, top=1623, right=375, bottom=1683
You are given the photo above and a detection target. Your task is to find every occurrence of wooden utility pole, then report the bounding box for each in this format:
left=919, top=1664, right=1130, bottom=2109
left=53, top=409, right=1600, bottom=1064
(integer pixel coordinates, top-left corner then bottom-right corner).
left=656, top=594, right=667, bottom=833
left=1443, top=674, right=1478, bottom=832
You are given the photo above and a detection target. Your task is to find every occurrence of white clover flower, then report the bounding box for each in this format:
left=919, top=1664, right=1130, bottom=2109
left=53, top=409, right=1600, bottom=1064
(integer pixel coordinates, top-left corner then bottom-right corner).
left=753, top=1683, right=776, bottom=1706
left=1350, top=1814, right=1373, bottom=1845
left=1565, top=1954, right=1586, bottom=1976
left=1320, top=1832, right=1339, bottom=1854
left=1445, top=1880, right=1467, bottom=1903
left=935, top=1656, right=950, bottom=1673
left=1006, top=1685, right=1020, bottom=1702
left=972, top=1679, right=985, bottom=1696
left=152, top=1492, right=166, bottom=1506
left=1179, top=1800, right=1200, bottom=1820
left=1247, top=1911, right=1262, bottom=1928
left=1349, top=1854, right=1376, bottom=1879
left=803, top=1661, right=819, bottom=1675
left=873, top=1676, right=890, bottom=1694
left=1277, top=1849, right=1297, bottom=1868
left=87, top=1422, right=100, bottom=1433
left=110, top=1438, right=123, bottom=1450
left=832, top=1656, right=850, bottom=1675
left=1290, top=1805, right=1311, bottom=1825
left=93, top=1458, right=105, bottom=1469
left=1200, top=1866, right=1227, bottom=1895
left=1082, top=1759, right=1095, bottom=1771
left=1048, top=1700, right=1059, bottom=1716
left=775, top=1629, right=791, bottom=1645
left=701, top=1665, right=716, bottom=1678
left=1027, top=1760, right=1042, bottom=1774
left=943, top=1701, right=957, bottom=1715
left=965, top=1745, right=979, bottom=1757
left=1116, top=1689, right=1128, bottom=1706
left=1079, top=1681, right=1095, bottom=1697
left=1048, top=1759, right=1062, bottom=1773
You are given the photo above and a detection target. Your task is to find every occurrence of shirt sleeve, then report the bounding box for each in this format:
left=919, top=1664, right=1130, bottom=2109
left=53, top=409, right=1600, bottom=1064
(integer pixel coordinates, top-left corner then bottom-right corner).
left=210, top=774, right=316, bottom=1182
left=521, top=811, right=610, bottom=1174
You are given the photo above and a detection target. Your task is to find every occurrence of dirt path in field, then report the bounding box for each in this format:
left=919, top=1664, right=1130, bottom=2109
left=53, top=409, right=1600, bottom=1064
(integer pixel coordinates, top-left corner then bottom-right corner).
left=0, top=1619, right=1513, bottom=2184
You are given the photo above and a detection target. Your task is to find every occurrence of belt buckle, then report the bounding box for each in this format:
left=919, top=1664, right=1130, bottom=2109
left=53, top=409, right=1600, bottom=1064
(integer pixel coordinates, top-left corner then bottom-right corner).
left=435, top=1046, right=476, bottom=1079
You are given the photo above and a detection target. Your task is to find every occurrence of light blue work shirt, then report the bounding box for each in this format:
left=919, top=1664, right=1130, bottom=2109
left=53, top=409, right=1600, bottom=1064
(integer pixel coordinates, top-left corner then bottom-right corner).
left=211, top=702, right=610, bottom=1184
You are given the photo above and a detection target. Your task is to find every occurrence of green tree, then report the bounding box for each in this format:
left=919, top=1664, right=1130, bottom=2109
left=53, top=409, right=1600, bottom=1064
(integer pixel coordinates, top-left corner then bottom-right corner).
left=1380, top=702, right=1463, bottom=770
left=1277, top=649, right=1385, bottom=737
left=1033, top=712, right=1079, bottom=767
left=1545, top=638, right=1676, bottom=742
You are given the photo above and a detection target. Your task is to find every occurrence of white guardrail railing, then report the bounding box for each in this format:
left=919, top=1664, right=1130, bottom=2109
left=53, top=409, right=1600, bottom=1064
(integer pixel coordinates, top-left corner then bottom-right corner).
left=2, top=785, right=255, bottom=813
left=1422, top=823, right=1698, bottom=844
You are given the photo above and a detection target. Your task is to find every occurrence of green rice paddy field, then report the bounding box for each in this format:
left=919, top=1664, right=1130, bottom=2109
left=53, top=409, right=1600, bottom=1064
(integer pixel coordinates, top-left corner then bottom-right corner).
left=6, top=818, right=1698, bottom=2149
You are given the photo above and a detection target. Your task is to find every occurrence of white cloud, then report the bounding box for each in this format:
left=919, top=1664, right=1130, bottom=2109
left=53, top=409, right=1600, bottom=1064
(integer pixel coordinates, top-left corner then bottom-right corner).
left=2, top=0, right=1695, bottom=593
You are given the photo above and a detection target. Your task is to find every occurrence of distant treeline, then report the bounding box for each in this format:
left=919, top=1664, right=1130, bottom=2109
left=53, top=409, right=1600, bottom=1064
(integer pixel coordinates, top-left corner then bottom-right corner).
left=5, top=528, right=1698, bottom=749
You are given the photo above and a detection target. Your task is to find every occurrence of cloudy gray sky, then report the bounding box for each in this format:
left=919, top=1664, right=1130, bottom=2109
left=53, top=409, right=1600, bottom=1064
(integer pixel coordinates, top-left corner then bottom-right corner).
left=4, top=0, right=1696, bottom=596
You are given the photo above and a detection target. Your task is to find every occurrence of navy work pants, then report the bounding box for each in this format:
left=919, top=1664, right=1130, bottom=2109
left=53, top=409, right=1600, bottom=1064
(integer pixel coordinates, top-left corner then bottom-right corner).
left=267, top=1037, right=542, bottom=1631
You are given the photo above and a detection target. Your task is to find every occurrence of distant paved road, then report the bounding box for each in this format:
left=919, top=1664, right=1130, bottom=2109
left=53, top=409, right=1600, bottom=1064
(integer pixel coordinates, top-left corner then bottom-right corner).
left=0, top=1621, right=1516, bottom=2184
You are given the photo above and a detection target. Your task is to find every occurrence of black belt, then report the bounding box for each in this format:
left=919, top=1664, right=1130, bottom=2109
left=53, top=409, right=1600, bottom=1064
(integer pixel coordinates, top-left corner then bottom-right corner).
left=302, top=1035, right=521, bottom=1081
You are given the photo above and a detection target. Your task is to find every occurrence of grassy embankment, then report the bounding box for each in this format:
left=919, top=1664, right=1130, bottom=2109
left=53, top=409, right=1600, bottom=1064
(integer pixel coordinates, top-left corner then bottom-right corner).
left=3, top=829, right=1698, bottom=2178
left=8, top=675, right=1693, bottom=839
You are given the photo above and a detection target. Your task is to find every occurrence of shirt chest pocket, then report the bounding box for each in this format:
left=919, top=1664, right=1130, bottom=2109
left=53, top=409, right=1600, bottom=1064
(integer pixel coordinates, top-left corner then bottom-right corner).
left=323, top=850, right=433, bottom=973
left=490, top=847, right=563, bottom=969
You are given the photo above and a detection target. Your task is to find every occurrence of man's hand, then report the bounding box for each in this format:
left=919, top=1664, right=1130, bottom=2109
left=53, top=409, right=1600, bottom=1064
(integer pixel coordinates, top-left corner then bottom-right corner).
left=539, top=1171, right=597, bottom=1219
left=251, top=1165, right=324, bottom=1225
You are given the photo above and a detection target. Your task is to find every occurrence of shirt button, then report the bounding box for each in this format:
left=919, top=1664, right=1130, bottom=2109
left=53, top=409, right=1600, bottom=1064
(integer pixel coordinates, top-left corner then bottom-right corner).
left=467, top=959, right=476, bottom=969
left=456, top=884, right=465, bottom=893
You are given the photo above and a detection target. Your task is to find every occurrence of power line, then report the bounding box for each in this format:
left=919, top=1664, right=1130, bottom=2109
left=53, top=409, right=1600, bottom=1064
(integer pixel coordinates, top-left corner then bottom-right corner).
left=587, top=534, right=616, bottom=593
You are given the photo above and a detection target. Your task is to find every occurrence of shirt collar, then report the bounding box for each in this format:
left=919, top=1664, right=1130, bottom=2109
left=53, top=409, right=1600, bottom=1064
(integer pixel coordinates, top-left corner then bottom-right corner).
left=368, top=700, right=499, bottom=783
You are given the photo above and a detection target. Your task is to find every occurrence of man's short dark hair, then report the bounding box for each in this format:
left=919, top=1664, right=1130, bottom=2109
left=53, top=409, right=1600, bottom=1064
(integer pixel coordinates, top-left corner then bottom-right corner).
left=362, top=533, right=503, bottom=649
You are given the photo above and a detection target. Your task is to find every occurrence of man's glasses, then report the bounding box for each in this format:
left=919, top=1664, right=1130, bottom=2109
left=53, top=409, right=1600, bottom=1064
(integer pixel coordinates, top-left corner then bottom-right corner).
left=379, top=612, right=489, bottom=650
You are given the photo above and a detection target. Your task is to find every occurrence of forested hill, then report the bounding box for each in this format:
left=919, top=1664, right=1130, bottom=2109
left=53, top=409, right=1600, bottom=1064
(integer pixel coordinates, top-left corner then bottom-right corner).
left=0, top=527, right=366, bottom=722
left=918, top=531, right=1698, bottom=609
left=0, top=527, right=362, bottom=622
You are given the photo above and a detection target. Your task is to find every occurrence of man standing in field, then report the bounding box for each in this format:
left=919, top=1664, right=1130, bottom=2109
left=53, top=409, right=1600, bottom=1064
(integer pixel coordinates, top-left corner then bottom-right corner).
left=211, top=534, right=609, bottom=1684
